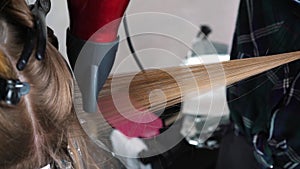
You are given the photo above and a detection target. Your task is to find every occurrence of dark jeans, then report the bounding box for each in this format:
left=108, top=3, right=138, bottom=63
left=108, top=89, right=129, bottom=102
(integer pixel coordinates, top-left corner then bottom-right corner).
left=216, top=131, right=261, bottom=169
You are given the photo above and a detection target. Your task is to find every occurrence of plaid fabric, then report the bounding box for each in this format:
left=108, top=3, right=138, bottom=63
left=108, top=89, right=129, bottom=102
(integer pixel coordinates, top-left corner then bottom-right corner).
left=227, top=0, right=300, bottom=168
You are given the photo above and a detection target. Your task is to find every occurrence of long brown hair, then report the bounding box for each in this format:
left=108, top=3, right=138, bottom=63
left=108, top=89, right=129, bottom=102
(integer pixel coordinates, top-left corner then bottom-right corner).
left=0, top=1, right=99, bottom=168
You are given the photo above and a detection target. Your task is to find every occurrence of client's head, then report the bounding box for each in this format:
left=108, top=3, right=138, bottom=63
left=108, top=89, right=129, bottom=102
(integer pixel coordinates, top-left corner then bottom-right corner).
left=0, top=1, right=86, bottom=168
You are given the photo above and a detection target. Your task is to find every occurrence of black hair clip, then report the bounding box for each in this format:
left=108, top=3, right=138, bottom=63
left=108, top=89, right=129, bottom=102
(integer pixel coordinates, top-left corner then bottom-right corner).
left=0, top=78, right=30, bottom=105
left=17, top=0, right=51, bottom=71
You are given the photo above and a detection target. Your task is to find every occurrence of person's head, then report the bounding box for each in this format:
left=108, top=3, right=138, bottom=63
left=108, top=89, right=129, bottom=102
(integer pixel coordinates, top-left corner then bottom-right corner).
left=0, top=1, right=90, bottom=168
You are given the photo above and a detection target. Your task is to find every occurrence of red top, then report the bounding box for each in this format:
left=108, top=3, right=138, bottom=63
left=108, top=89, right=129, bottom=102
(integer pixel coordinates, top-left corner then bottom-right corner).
left=98, top=92, right=163, bottom=138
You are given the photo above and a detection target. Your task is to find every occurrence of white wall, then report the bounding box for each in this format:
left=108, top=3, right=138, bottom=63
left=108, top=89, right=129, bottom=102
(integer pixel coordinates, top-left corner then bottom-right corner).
left=46, top=0, right=69, bottom=58
left=127, top=0, right=239, bottom=44
left=46, top=0, right=240, bottom=71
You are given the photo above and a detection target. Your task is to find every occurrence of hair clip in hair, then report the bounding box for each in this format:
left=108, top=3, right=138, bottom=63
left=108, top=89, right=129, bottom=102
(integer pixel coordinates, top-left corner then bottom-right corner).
left=17, top=28, right=35, bottom=71
left=31, top=0, right=51, bottom=60
left=0, top=78, right=30, bottom=105
left=5, top=79, right=30, bottom=105
left=17, top=0, right=51, bottom=71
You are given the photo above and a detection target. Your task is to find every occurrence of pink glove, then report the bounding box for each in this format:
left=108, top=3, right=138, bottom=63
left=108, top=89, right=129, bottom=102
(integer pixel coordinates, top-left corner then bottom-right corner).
left=67, top=0, right=130, bottom=42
